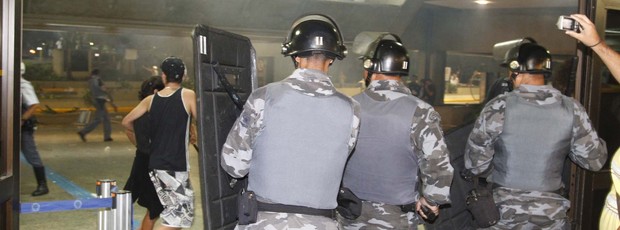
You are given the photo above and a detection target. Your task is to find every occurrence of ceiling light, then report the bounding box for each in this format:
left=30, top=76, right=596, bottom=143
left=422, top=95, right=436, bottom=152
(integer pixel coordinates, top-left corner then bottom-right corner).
left=474, top=0, right=491, bottom=5
left=319, top=0, right=405, bottom=6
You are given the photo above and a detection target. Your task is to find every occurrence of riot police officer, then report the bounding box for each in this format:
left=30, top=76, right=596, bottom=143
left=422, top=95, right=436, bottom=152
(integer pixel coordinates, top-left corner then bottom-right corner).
left=220, top=14, right=360, bottom=229
left=464, top=41, right=607, bottom=229
left=485, top=37, right=538, bottom=103
left=339, top=33, right=453, bottom=229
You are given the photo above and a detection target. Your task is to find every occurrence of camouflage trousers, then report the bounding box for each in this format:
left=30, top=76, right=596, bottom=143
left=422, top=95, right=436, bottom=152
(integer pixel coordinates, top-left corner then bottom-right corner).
left=235, top=211, right=339, bottom=230
left=338, top=200, right=419, bottom=230
left=479, top=187, right=570, bottom=230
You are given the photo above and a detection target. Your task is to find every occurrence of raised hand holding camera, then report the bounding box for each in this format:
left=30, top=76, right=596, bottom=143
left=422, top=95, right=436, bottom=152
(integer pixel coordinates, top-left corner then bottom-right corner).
left=563, top=14, right=602, bottom=47
left=557, top=15, right=581, bottom=32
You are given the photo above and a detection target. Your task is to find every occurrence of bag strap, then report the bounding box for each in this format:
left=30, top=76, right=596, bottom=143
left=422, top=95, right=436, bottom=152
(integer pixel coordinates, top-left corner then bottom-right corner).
left=473, top=176, right=493, bottom=190
left=616, top=192, right=620, bottom=219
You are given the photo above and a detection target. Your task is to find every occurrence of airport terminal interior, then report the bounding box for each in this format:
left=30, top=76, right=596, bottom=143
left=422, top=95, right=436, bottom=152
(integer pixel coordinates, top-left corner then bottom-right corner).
left=2, top=0, right=620, bottom=229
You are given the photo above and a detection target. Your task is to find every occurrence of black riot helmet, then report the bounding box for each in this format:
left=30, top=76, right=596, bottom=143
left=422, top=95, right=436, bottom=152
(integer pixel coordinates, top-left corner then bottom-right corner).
left=503, top=42, right=552, bottom=78
left=493, top=37, right=537, bottom=67
left=160, top=56, right=186, bottom=83
left=281, top=14, right=347, bottom=60
left=361, top=33, right=409, bottom=76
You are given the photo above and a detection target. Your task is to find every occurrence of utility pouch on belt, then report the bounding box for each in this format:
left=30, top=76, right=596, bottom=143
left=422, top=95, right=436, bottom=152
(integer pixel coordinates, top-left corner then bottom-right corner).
left=465, top=177, right=499, bottom=228
left=22, top=117, right=38, bottom=131
left=336, top=187, right=362, bottom=220
left=237, top=190, right=258, bottom=225
left=399, top=203, right=415, bottom=213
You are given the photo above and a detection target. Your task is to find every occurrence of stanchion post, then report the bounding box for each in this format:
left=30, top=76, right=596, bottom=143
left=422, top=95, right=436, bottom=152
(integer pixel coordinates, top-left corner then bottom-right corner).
left=113, top=190, right=132, bottom=230
left=97, top=179, right=116, bottom=230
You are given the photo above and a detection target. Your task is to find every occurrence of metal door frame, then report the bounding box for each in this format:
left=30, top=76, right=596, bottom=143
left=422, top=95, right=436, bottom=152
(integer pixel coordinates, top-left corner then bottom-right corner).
left=570, top=0, right=620, bottom=229
left=1, top=0, right=22, bottom=229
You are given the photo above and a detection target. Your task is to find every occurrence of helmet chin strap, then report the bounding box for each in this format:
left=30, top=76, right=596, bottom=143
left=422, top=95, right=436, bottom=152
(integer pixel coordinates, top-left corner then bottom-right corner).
left=291, top=56, right=299, bottom=69
left=510, top=72, right=519, bottom=81
left=364, top=71, right=373, bottom=87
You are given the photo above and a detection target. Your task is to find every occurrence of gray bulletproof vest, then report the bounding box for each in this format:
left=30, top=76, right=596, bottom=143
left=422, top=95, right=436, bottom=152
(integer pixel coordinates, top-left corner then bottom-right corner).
left=343, top=92, right=419, bottom=205
left=491, top=93, right=574, bottom=192
left=248, top=83, right=355, bottom=209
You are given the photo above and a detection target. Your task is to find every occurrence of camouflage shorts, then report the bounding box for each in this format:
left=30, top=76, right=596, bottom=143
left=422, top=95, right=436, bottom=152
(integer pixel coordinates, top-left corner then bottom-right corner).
left=235, top=211, right=339, bottom=230
left=150, top=169, right=195, bottom=228
left=480, top=187, right=570, bottom=230
left=338, top=200, right=419, bottom=230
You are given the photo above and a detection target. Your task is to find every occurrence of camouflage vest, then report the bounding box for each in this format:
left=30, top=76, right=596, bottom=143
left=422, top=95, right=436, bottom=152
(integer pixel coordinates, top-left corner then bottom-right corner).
left=248, top=82, right=355, bottom=209
left=343, top=92, right=419, bottom=205
left=491, top=93, right=574, bottom=192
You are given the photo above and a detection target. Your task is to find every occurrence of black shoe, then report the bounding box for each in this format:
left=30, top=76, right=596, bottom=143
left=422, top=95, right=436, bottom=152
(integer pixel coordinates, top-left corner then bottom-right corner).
left=78, top=132, right=86, bottom=142
left=104, top=138, right=113, bottom=142
left=32, top=183, right=49, bottom=196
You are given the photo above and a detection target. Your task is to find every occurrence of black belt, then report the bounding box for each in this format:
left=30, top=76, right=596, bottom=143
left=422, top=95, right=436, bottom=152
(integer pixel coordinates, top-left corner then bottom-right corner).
left=399, top=202, right=416, bottom=213
left=257, top=202, right=335, bottom=219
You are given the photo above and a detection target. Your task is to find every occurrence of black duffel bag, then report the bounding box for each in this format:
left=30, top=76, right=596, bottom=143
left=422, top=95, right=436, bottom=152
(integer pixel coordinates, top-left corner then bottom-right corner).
left=337, top=187, right=362, bottom=220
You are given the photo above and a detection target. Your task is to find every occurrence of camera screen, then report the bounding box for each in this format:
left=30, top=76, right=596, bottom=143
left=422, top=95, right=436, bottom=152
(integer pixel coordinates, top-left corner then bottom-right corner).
left=556, top=16, right=579, bottom=31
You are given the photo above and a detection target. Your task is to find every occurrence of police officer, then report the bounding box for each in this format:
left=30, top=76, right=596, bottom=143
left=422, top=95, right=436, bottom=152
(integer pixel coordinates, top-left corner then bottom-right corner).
left=339, top=34, right=453, bottom=229
left=20, top=62, right=49, bottom=196
left=485, top=37, right=538, bottom=103
left=220, top=14, right=360, bottom=229
left=463, top=41, right=607, bottom=229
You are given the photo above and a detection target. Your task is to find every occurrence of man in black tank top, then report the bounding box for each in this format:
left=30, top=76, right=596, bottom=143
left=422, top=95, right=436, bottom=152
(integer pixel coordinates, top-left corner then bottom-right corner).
left=122, top=57, right=198, bottom=229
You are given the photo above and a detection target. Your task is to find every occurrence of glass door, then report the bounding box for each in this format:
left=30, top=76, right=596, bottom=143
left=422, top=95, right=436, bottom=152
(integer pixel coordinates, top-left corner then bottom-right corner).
left=0, top=0, right=22, bottom=229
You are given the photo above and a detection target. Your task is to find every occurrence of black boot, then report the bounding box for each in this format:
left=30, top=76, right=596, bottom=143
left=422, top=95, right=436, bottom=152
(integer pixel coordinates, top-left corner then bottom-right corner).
left=32, top=167, right=49, bottom=196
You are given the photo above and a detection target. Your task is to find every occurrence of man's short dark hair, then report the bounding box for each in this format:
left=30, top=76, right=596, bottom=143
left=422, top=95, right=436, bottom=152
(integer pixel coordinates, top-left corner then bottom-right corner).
left=91, top=69, right=100, bottom=75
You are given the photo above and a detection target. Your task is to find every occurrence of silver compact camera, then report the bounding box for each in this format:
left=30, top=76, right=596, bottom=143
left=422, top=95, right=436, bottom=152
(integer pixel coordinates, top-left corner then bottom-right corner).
left=557, top=15, right=580, bottom=32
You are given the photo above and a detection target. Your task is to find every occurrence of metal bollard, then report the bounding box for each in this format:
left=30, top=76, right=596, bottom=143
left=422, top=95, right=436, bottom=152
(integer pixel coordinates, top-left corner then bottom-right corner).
left=113, top=190, right=132, bottom=230
left=97, top=179, right=117, bottom=230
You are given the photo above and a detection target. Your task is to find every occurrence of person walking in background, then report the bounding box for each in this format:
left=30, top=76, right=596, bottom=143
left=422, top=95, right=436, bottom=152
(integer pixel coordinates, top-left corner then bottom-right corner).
left=122, top=57, right=197, bottom=230
left=78, top=69, right=113, bottom=142
left=340, top=34, right=453, bottom=229
left=419, top=78, right=436, bottom=105
left=563, top=13, right=620, bottom=230
left=20, top=62, right=49, bottom=196
left=407, top=75, right=422, bottom=97
left=123, top=76, right=165, bottom=230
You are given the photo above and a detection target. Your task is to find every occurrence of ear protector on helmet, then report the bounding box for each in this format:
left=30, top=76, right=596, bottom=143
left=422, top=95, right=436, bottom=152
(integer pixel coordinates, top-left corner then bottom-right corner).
left=281, top=14, right=347, bottom=60
left=361, top=33, right=409, bottom=76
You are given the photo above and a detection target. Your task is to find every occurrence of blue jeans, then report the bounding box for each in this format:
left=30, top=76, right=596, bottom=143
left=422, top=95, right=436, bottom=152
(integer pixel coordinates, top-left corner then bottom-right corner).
left=79, top=99, right=111, bottom=139
left=21, top=129, right=44, bottom=168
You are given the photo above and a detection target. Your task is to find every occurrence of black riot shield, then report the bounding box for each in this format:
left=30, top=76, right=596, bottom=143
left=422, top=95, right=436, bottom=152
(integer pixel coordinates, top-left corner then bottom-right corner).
left=192, top=24, right=257, bottom=230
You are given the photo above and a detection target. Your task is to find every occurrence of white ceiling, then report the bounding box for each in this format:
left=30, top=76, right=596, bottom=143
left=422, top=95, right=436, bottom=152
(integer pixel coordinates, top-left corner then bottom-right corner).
left=425, top=0, right=577, bottom=9
left=23, top=0, right=580, bottom=43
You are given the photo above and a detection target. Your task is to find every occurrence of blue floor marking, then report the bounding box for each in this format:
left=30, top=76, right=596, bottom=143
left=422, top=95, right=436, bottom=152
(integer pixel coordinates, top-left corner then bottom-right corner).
left=20, top=154, right=94, bottom=199
left=20, top=154, right=141, bottom=229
